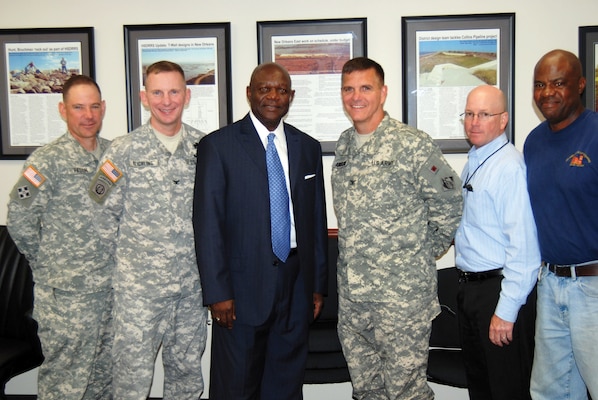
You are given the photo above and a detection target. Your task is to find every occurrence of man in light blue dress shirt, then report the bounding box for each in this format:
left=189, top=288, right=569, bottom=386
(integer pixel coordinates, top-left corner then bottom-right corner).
left=455, top=85, right=541, bottom=400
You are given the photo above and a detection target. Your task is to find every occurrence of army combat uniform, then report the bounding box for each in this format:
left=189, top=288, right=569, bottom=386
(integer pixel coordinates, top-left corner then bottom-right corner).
left=89, top=122, right=207, bottom=400
left=331, top=113, right=462, bottom=400
left=7, top=132, right=114, bottom=400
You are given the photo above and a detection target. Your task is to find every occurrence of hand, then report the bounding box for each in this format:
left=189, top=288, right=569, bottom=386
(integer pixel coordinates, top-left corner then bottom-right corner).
left=489, top=314, right=514, bottom=347
left=313, top=293, right=324, bottom=320
left=210, top=299, right=235, bottom=329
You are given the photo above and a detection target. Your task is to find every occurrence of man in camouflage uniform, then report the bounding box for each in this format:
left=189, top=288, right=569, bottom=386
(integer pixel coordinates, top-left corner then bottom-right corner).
left=7, top=75, right=113, bottom=400
left=89, top=61, right=207, bottom=399
left=331, top=57, right=462, bottom=399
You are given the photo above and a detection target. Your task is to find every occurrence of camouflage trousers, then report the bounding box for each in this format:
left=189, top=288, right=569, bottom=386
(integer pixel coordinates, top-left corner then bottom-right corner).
left=33, top=284, right=114, bottom=400
left=338, top=296, right=435, bottom=400
left=112, top=289, right=207, bottom=400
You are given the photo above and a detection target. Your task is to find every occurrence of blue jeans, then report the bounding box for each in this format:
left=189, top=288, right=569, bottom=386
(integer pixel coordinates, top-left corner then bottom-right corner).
left=530, top=265, right=598, bottom=400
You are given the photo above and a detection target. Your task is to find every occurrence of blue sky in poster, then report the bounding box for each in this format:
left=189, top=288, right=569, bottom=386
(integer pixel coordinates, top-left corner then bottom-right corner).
left=9, top=51, right=80, bottom=72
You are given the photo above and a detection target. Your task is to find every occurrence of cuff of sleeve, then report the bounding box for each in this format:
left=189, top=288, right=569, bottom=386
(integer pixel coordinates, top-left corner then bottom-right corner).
left=494, top=294, right=521, bottom=323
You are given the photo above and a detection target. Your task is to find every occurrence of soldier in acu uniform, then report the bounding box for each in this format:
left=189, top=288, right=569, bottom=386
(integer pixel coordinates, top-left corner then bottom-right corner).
left=331, top=57, right=462, bottom=400
left=89, top=61, right=207, bottom=400
left=7, top=75, right=113, bottom=400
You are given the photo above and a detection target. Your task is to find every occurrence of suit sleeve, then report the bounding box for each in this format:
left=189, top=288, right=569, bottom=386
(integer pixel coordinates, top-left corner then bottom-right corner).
left=193, top=136, right=234, bottom=305
left=312, top=143, right=329, bottom=295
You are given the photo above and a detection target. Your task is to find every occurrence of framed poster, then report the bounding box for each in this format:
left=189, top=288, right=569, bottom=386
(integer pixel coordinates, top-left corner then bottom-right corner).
left=579, top=25, right=598, bottom=112
left=0, top=27, right=94, bottom=159
left=402, top=13, right=515, bottom=153
left=257, top=18, right=367, bottom=153
left=124, top=23, right=232, bottom=134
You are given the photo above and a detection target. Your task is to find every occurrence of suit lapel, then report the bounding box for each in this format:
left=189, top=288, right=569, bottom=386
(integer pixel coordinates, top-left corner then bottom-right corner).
left=237, top=114, right=268, bottom=178
left=285, top=124, right=301, bottom=194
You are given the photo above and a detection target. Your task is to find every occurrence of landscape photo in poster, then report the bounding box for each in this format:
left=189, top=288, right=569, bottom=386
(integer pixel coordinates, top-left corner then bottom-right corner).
left=271, top=33, right=354, bottom=144
left=415, top=28, right=499, bottom=140
left=5, top=42, right=82, bottom=146
left=8, top=44, right=81, bottom=94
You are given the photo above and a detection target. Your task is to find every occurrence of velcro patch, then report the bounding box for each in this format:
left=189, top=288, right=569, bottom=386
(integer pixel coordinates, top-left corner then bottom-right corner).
left=23, top=165, right=45, bottom=187
left=100, top=160, right=122, bottom=183
left=442, top=176, right=456, bottom=190
left=89, top=173, right=115, bottom=204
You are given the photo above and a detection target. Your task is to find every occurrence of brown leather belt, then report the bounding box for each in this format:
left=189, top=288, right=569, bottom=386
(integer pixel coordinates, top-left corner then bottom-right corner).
left=543, top=262, right=598, bottom=277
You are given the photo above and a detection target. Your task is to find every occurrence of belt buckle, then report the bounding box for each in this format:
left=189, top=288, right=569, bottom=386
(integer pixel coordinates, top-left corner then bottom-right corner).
left=546, top=262, right=574, bottom=277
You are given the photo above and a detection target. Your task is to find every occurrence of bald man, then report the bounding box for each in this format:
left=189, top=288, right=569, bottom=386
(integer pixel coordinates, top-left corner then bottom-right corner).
left=455, top=85, right=541, bottom=400
left=524, top=49, right=598, bottom=400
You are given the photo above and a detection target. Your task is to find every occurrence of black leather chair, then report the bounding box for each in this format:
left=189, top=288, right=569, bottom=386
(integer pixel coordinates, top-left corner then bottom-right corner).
left=0, top=225, right=44, bottom=398
left=304, top=230, right=350, bottom=384
left=426, top=266, right=468, bottom=388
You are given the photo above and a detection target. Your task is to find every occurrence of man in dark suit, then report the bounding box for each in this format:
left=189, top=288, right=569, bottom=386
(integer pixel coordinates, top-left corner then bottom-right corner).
left=193, top=62, right=328, bottom=400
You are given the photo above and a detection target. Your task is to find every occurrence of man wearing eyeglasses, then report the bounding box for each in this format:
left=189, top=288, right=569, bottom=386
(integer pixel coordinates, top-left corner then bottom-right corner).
left=455, top=85, right=541, bottom=400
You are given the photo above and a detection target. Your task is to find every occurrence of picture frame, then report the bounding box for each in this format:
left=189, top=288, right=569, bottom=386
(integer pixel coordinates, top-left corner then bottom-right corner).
left=402, top=13, right=515, bottom=153
left=257, top=18, right=367, bottom=154
left=0, top=27, right=94, bottom=159
left=124, top=22, right=232, bottom=134
left=579, top=25, right=598, bottom=112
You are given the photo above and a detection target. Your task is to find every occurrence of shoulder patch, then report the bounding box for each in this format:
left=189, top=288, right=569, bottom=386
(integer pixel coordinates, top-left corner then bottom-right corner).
left=9, top=174, right=41, bottom=207
left=441, top=176, right=456, bottom=191
left=100, top=160, right=122, bottom=183
left=23, top=165, right=45, bottom=187
left=89, top=160, right=123, bottom=204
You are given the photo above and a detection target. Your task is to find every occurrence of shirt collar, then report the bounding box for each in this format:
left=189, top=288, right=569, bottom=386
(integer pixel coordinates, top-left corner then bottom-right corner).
left=249, top=111, right=286, bottom=150
left=468, top=132, right=508, bottom=163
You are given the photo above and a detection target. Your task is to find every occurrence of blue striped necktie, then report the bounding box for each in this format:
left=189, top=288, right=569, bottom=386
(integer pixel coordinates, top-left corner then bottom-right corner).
left=266, top=133, right=290, bottom=262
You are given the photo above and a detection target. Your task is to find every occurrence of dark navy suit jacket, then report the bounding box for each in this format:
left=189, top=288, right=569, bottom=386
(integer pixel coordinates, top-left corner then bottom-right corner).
left=193, top=113, right=328, bottom=326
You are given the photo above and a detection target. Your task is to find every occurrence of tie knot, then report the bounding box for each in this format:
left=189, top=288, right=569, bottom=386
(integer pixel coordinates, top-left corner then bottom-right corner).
left=268, top=132, right=276, bottom=144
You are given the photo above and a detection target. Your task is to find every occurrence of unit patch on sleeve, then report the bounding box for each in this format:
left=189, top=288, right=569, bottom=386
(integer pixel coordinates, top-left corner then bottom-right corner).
left=17, top=186, right=31, bottom=199
left=89, top=159, right=123, bottom=204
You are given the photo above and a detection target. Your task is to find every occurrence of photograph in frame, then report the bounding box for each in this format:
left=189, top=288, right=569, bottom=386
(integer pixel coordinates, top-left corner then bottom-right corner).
left=257, top=18, right=367, bottom=154
left=124, top=23, right=232, bottom=134
left=579, top=25, right=598, bottom=112
left=402, top=13, right=515, bottom=153
left=0, top=27, right=94, bottom=159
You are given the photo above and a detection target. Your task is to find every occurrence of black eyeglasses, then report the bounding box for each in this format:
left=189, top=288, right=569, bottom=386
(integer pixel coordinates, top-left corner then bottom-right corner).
left=460, top=111, right=504, bottom=121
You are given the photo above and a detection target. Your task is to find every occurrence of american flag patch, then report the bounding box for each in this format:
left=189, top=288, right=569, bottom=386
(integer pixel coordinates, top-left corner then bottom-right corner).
left=23, top=166, right=45, bottom=187
left=100, top=160, right=122, bottom=183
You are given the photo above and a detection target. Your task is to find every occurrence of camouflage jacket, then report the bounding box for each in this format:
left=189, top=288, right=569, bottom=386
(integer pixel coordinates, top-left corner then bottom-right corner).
left=331, top=113, right=462, bottom=314
left=90, top=122, right=205, bottom=297
left=7, top=132, right=113, bottom=292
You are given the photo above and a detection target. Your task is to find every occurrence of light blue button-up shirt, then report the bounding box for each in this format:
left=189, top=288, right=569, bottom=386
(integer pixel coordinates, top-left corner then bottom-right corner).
left=455, top=133, right=541, bottom=322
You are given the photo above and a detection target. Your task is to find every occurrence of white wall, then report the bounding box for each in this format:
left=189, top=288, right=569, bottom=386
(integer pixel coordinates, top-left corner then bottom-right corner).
left=2, top=0, right=598, bottom=398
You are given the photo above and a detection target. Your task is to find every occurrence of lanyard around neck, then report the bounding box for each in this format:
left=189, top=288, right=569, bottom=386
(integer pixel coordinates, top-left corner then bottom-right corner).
left=463, top=141, right=508, bottom=192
